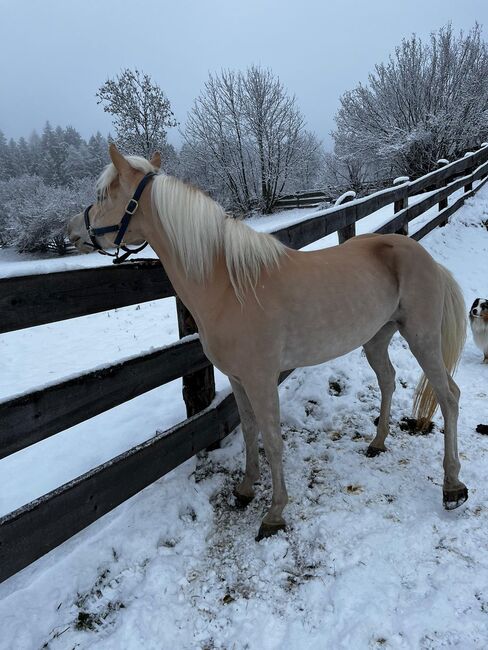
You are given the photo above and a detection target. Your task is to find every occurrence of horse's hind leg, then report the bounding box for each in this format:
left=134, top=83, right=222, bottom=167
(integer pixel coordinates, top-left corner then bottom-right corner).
left=400, top=328, right=467, bottom=509
left=363, top=322, right=397, bottom=457
left=229, top=378, right=260, bottom=507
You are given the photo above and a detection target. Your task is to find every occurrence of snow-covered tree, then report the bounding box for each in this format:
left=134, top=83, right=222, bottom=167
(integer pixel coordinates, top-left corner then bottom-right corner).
left=96, top=68, right=177, bottom=157
left=184, top=66, right=316, bottom=213
left=87, top=132, right=109, bottom=175
left=0, top=174, right=95, bottom=254
left=333, top=24, right=488, bottom=179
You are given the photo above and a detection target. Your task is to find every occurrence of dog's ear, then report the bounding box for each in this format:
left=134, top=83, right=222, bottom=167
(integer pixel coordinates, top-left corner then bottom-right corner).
left=470, top=298, right=480, bottom=312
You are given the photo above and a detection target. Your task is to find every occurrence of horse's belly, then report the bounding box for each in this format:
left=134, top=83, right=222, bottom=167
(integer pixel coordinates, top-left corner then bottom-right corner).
left=280, top=310, right=393, bottom=369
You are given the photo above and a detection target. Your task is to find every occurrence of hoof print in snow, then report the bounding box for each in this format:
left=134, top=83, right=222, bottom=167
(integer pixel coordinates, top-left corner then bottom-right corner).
left=476, top=423, right=488, bottom=435
left=255, top=522, right=286, bottom=541
left=328, top=379, right=344, bottom=396
left=304, top=399, right=319, bottom=417
left=366, top=445, right=386, bottom=458
left=399, top=416, right=434, bottom=435
left=443, top=485, right=469, bottom=510
left=75, top=611, right=101, bottom=632
left=345, top=484, right=363, bottom=494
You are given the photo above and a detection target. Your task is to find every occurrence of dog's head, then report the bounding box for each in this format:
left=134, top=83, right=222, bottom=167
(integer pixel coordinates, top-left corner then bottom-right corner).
left=470, top=298, right=488, bottom=320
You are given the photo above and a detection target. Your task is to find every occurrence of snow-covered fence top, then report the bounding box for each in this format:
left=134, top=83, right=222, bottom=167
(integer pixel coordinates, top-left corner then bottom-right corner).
left=1, top=143, right=488, bottom=583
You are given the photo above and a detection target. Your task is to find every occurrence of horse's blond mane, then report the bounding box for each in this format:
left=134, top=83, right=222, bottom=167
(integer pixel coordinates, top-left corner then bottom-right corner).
left=151, top=175, right=286, bottom=303
left=95, top=158, right=285, bottom=303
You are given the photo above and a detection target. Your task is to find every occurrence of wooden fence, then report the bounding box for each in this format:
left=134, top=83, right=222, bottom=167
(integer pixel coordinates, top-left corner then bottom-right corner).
left=274, top=180, right=394, bottom=211
left=274, top=189, right=333, bottom=210
left=1, top=144, right=488, bottom=583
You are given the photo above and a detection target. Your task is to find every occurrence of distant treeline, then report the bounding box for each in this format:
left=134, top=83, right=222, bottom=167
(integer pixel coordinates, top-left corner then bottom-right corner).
left=0, top=124, right=112, bottom=253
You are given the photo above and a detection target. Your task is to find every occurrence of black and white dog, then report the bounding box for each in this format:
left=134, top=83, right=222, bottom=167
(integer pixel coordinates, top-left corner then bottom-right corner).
left=469, top=298, right=488, bottom=363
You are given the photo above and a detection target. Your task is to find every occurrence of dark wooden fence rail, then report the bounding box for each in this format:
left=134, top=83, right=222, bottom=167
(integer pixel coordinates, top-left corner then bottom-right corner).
left=0, top=336, right=210, bottom=460
left=274, top=189, right=333, bottom=210
left=1, top=144, right=488, bottom=583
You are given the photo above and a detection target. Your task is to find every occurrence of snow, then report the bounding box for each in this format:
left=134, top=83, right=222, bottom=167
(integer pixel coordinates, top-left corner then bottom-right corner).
left=0, top=246, right=160, bottom=279
left=335, top=190, right=356, bottom=205
left=1, top=187, right=488, bottom=648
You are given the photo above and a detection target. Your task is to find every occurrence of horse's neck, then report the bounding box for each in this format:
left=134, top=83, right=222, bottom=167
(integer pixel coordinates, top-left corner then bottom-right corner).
left=142, top=207, right=230, bottom=327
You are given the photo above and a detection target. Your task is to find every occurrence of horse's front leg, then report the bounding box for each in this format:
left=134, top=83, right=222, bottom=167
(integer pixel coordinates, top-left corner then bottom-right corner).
left=229, top=378, right=260, bottom=506
left=243, top=376, right=288, bottom=540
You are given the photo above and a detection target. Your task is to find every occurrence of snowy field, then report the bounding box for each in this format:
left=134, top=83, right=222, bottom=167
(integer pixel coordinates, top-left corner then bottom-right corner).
left=1, top=188, right=488, bottom=648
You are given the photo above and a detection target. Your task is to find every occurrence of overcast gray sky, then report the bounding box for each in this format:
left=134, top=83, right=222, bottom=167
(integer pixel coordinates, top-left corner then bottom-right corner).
left=1, top=0, right=487, bottom=150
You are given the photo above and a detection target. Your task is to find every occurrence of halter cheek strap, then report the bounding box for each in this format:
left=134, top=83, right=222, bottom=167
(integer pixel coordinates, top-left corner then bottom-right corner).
left=83, top=172, right=155, bottom=264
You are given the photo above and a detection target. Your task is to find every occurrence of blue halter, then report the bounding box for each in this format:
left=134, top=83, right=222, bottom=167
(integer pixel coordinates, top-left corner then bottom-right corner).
left=83, top=172, right=156, bottom=264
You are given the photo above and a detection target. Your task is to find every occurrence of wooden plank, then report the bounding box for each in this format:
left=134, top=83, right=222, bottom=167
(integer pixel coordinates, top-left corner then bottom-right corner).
left=272, top=184, right=407, bottom=249
left=0, top=259, right=174, bottom=334
left=273, top=203, right=355, bottom=248
left=404, top=175, right=469, bottom=223
left=354, top=185, right=407, bottom=220
left=0, top=337, right=210, bottom=459
left=408, top=147, right=488, bottom=195
left=411, top=175, right=488, bottom=241
left=472, top=158, right=488, bottom=182
left=375, top=212, right=409, bottom=236
left=0, top=392, right=240, bottom=583
left=411, top=195, right=470, bottom=241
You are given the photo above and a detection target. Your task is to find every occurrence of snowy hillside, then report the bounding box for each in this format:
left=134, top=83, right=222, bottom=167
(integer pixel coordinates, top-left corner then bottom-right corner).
left=1, top=189, right=488, bottom=649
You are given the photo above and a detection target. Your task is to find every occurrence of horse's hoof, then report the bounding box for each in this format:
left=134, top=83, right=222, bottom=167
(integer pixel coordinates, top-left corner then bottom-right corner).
left=233, top=489, right=254, bottom=509
left=443, top=486, right=468, bottom=510
left=255, top=521, right=286, bottom=541
left=366, top=445, right=386, bottom=458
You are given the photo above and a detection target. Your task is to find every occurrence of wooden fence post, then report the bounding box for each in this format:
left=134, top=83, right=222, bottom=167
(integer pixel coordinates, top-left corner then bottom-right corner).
left=481, top=143, right=488, bottom=181
left=336, top=191, right=356, bottom=243
left=464, top=151, right=475, bottom=193
left=393, top=177, right=409, bottom=235
left=176, top=298, right=216, bottom=420
left=437, top=159, right=449, bottom=226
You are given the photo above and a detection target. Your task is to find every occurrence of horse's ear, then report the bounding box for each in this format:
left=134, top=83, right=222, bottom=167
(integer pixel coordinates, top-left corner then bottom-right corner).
left=150, top=151, right=161, bottom=169
left=109, top=143, right=132, bottom=176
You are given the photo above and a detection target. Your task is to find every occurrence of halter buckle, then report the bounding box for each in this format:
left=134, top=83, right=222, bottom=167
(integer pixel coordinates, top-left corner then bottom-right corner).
left=125, top=198, right=139, bottom=215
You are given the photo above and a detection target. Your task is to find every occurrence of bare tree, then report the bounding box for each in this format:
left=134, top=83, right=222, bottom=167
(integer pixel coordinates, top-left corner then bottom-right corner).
left=96, top=68, right=177, bottom=157
left=184, top=66, right=315, bottom=213
left=333, top=24, right=488, bottom=179
left=322, top=151, right=369, bottom=195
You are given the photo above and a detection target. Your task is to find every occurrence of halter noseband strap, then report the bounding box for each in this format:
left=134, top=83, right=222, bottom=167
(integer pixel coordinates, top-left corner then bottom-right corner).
left=84, top=171, right=156, bottom=264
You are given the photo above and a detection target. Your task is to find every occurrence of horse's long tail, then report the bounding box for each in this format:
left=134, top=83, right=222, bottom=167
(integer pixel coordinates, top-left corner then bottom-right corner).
left=413, top=264, right=466, bottom=430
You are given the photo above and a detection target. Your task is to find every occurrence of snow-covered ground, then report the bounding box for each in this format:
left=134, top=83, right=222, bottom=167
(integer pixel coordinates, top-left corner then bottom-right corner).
left=1, top=188, right=488, bottom=649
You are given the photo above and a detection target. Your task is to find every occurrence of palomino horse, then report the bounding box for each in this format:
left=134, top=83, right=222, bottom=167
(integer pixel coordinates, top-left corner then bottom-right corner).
left=68, top=145, right=468, bottom=540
